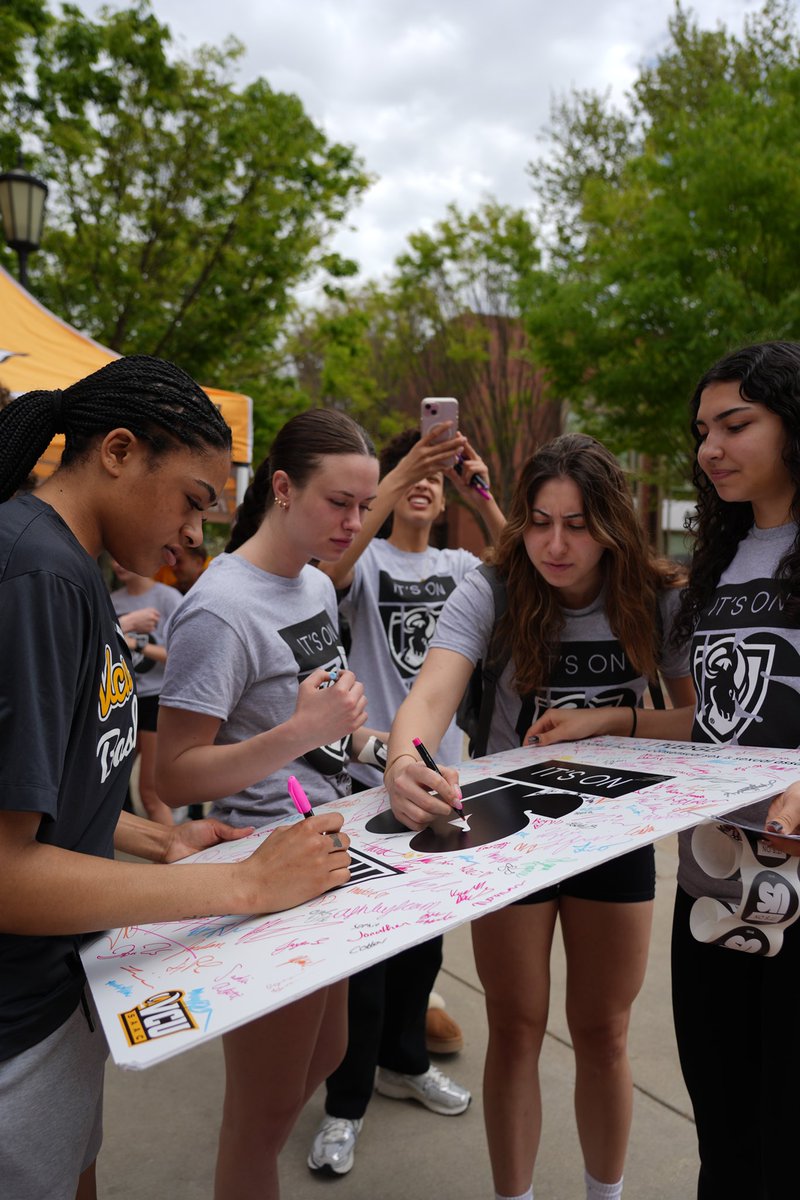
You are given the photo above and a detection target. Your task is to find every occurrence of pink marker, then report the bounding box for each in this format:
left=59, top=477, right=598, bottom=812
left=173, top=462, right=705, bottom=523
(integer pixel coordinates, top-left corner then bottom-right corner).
left=412, top=737, right=463, bottom=812
left=454, top=454, right=491, bottom=502
left=288, top=775, right=313, bottom=819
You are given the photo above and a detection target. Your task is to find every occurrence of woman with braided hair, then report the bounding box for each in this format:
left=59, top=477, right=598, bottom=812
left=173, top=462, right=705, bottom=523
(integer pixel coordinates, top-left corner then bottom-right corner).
left=0, top=357, right=352, bottom=1200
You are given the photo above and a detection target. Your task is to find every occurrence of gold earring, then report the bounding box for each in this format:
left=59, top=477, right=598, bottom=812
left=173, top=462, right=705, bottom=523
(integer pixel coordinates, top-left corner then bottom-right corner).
left=274, top=496, right=288, bottom=510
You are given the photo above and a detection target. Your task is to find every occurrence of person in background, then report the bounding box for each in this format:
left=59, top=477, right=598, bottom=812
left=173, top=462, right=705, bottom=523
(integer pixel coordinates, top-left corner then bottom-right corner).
left=386, top=433, right=693, bottom=1200
left=307, top=423, right=506, bottom=1177
left=172, top=542, right=209, bottom=593
left=153, top=541, right=209, bottom=592
left=0, top=357, right=350, bottom=1200
left=165, top=543, right=214, bottom=820
left=110, top=561, right=184, bottom=824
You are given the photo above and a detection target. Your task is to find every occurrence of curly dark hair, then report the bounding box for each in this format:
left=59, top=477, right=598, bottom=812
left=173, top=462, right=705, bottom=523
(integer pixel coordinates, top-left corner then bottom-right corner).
left=674, top=341, right=800, bottom=646
left=488, top=433, right=682, bottom=694
left=379, top=428, right=421, bottom=477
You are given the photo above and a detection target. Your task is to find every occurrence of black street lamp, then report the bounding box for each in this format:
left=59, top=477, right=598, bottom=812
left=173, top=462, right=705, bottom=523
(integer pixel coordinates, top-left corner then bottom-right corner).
left=0, top=162, right=48, bottom=291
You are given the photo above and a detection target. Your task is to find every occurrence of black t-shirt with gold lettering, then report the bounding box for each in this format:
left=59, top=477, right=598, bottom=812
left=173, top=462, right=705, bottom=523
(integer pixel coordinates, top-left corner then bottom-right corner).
left=0, top=494, right=137, bottom=1060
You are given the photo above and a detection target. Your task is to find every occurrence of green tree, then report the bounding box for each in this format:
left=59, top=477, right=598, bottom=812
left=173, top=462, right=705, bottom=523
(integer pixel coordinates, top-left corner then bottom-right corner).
left=526, top=0, right=800, bottom=475
left=288, top=201, right=562, bottom=519
left=0, top=0, right=369, bottom=449
left=0, top=1, right=50, bottom=167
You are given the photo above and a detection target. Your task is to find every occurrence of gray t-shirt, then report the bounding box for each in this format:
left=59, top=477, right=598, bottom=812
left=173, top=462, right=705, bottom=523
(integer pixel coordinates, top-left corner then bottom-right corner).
left=160, top=553, right=350, bottom=826
left=431, top=568, right=689, bottom=758
left=679, top=521, right=800, bottom=902
left=110, top=581, right=183, bottom=698
left=340, top=539, right=480, bottom=785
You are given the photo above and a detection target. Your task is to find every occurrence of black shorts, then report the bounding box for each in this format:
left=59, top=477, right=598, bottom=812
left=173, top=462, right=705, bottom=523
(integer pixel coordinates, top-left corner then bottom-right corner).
left=513, top=844, right=655, bottom=906
left=137, top=694, right=159, bottom=733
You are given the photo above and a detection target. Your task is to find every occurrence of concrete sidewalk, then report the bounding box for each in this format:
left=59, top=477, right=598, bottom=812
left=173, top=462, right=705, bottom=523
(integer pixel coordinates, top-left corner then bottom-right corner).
left=98, top=838, right=697, bottom=1198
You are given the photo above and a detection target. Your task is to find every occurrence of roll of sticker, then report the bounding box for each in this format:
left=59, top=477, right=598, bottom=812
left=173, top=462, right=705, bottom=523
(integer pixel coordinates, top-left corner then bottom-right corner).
left=689, top=895, right=781, bottom=955
left=689, top=825, right=800, bottom=956
left=691, top=821, right=741, bottom=879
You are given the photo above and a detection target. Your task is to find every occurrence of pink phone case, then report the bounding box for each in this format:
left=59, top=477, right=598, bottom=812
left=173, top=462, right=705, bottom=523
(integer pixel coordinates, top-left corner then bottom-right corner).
left=420, top=398, right=459, bottom=466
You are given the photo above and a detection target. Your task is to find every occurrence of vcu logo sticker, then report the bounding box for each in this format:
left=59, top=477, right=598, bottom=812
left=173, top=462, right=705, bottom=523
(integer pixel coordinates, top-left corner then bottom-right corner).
left=119, top=990, right=198, bottom=1047
left=98, top=642, right=134, bottom=722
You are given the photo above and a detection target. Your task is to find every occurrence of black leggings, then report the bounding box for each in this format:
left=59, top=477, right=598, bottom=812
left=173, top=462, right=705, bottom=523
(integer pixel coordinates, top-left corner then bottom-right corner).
left=324, top=935, right=443, bottom=1119
left=325, top=773, right=444, bottom=1120
left=671, top=884, right=800, bottom=1199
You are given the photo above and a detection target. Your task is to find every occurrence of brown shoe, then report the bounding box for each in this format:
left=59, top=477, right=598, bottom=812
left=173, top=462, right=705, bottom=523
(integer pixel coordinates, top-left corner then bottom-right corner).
left=425, top=1006, right=464, bottom=1055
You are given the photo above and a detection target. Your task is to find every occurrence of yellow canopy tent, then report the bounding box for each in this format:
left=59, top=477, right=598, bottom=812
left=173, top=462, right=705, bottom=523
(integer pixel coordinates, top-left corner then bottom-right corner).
left=0, top=264, right=252, bottom=519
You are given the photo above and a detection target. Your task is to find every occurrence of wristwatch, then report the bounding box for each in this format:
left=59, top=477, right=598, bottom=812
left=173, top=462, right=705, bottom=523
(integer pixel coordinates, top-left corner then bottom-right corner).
left=134, top=632, right=149, bottom=652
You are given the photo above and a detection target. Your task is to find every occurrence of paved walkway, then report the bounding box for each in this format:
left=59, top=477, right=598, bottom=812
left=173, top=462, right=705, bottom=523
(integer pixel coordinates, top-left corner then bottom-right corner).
left=98, top=838, right=697, bottom=1198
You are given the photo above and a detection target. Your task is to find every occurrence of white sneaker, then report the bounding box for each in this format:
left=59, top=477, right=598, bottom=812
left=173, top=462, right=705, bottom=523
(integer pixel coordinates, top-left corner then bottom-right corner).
left=375, top=1065, right=471, bottom=1115
left=307, top=1115, right=363, bottom=1175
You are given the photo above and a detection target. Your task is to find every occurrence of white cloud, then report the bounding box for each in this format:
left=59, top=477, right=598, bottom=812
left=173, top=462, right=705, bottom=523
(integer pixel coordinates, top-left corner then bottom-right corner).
left=73, top=0, right=769, bottom=280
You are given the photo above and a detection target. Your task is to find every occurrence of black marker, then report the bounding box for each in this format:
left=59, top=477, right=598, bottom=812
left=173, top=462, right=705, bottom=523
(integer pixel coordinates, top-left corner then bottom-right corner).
left=454, top=454, right=491, bottom=501
left=412, top=737, right=463, bottom=811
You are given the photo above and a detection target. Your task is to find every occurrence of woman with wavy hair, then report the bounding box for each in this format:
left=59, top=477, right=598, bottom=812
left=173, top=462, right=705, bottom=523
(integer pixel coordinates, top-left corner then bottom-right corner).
left=528, top=343, right=800, bottom=1199
left=384, top=432, right=693, bottom=1200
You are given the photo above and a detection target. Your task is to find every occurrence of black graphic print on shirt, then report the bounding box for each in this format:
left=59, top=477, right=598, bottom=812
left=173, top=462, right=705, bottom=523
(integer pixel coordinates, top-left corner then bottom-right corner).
left=279, top=608, right=348, bottom=774
left=377, top=569, right=457, bottom=683
left=515, top=637, right=639, bottom=743
left=691, top=579, right=800, bottom=748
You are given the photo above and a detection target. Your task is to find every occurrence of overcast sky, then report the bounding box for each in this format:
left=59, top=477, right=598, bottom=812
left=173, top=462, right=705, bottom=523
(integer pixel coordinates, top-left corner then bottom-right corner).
left=75, top=0, right=771, bottom=284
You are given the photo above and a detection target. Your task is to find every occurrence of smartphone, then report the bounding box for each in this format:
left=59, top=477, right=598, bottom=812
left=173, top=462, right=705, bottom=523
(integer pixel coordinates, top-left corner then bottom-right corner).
left=420, top=397, right=459, bottom=466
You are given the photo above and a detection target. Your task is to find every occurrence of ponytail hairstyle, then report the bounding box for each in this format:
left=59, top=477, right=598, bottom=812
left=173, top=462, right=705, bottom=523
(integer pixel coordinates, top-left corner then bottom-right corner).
left=488, top=433, right=682, bottom=695
left=674, top=340, right=800, bottom=645
left=226, top=408, right=376, bottom=552
left=0, top=355, right=232, bottom=503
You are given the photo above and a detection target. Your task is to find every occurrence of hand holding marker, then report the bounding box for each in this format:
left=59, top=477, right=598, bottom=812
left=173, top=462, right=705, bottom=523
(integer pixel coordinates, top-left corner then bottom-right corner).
left=412, top=737, right=463, bottom=812
left=453, top=454, right=491, bottom=501
left=288, top=775, right=313, bottom=820
left=288, top=775, right=345, bottom=848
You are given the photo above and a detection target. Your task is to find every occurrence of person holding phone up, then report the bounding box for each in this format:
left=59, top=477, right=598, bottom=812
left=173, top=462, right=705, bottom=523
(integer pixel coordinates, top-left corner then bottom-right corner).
left=306, top=416, right=505, bottom=1177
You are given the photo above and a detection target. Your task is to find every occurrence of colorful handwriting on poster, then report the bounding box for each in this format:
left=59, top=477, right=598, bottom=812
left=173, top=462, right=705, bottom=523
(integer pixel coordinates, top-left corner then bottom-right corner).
left=364, top=759, right=674, bottom=852
left=81, top=738, right=800, bottom=1069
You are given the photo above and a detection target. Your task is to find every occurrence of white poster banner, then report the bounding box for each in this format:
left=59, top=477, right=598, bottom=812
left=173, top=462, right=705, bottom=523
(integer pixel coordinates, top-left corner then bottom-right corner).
left=81, top=738, right=800, bottom=1068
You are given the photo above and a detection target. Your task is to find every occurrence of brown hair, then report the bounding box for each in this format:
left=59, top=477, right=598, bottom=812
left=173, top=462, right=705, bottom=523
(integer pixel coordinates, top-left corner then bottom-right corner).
left=227, top=408, right=375, bottom=551
left=489, top=433, right=682, bottom=694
